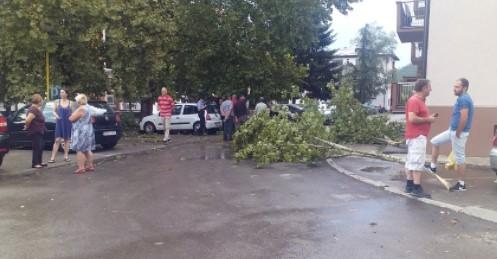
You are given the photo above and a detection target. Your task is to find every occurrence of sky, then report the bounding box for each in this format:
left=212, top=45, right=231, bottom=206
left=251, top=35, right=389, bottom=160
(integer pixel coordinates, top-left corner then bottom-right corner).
left=331, top=0, right=411, bottom=67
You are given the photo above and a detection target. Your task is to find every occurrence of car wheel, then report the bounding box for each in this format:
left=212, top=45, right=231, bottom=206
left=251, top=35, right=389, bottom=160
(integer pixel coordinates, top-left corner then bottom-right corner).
left=0, top=154, right=3, bottom=167
left=101, top=142, right=118, bottom=150
left=192, top=122, right=201, bottom=135
left=144, top=122, right=156, bottom=134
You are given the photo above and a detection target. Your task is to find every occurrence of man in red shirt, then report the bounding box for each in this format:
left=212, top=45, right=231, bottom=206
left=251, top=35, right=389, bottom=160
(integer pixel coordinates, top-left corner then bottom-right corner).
left=404, top=79, right=438, bottom=198
left=157, top=86, right=175, bottom=143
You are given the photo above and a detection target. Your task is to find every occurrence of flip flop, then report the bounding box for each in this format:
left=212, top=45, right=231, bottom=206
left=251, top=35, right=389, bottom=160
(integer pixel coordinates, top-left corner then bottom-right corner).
left=64, top=158, right=71, bottom=162
left=74, top=168, right=86, bottom=174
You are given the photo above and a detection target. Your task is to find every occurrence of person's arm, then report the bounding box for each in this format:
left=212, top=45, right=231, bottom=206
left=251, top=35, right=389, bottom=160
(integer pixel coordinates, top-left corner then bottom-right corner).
left=53, top=100, right=60, bottom=119
left=24, top=112, right=36, bottom=130
left=408, top=112, right=436, bottom=124
left=456, top=108, right=468, bottom=138
left=69, top=107, right=83, bottom=122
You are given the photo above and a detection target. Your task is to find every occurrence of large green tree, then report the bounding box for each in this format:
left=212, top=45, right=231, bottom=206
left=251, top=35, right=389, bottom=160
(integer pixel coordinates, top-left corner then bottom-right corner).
left=295, top=23, right=341, bottom=99
left=352, top=23, right=397, bottom=103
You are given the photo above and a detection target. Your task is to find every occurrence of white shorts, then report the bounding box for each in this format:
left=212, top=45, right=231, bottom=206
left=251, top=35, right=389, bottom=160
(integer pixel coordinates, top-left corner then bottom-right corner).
left=430, top=129, right=469, bottom=164
left=405, top=135, right=427, bottom=171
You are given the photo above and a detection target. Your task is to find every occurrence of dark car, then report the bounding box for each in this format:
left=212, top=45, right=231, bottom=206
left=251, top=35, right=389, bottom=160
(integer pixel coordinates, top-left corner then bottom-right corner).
left=0, top=112, right=9, bottom=167
left=8, top=101, right=122, bottom=150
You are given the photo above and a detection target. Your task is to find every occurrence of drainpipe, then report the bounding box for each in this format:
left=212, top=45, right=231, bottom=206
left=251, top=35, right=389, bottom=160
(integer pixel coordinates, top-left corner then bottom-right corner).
left=422, top=0, right=431, bottom=78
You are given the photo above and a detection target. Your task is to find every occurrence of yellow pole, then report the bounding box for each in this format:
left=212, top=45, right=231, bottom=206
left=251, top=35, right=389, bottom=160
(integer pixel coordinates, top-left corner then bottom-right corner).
left=45, top=52, right=50, bottom=99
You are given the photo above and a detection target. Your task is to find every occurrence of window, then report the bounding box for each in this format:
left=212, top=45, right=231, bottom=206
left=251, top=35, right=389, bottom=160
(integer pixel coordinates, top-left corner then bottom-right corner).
left=172, top=105, right=182, bottom=116
left=13, top=107, right=28, bottom=123
left=43, top=102, right=56, bottom=122
left=183, top=105, right=198, bottom=115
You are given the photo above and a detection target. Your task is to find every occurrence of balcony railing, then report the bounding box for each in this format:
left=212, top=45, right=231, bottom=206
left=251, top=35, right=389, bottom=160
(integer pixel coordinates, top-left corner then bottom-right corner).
left=397, top=0, right=426, bottom=43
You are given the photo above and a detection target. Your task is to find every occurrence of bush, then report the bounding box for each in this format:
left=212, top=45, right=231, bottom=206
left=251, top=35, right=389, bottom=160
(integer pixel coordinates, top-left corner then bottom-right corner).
left=120, top=112, right=139, bottom=132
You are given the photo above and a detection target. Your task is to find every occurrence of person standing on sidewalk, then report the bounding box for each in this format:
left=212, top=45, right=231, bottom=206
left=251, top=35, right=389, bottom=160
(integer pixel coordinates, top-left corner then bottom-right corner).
left=196, top=97, right=207, bottom=136
left=49, top=89, right=73, bottom=163
left=157, top=87, right=175, bottom=143
left=427, top=78, right=474, bottom=192
left=234, top=95, right=249, bottom=128
left=24, top=94, right=47, bottom=169
left=220, top=96, right=234, bottom=141
left=69, top=94, right=95, bottom=174
left=404, top=79, right=438, bottom=198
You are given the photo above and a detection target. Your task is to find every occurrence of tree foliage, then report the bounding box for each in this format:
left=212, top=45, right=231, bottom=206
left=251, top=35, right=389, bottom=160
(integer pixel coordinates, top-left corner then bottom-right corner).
left=0, top=0, right=359, bottom=105
left=351, top=23, right=397, bottom=103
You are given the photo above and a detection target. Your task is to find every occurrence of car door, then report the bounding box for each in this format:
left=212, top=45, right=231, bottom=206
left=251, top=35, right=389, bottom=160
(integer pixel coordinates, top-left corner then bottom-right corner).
left=8, top=106, right=30, bottom=146
left=180, top=105, right=199, bottom=130
left=169, top=104, right=184, bottom=130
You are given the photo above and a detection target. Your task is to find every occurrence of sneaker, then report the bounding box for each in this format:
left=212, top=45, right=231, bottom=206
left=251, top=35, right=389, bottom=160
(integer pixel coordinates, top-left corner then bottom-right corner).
left=424, top=164, right=437, bottom=174
left=449, top=182, right=467, bottom=192
left=404, top=184, right=414, bottom=194
left=411, top=186, right=432, bottom=198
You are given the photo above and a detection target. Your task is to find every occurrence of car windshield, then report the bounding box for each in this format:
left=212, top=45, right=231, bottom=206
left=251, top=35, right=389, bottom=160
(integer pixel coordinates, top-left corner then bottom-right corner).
left=88, top=102, right=113, bottom=115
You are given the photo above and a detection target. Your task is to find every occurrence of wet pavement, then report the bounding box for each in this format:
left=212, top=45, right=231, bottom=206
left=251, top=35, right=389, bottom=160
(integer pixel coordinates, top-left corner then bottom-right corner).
left=332, top=156, right=497, bottom=211
left=1, top=136, right=497, bottom=259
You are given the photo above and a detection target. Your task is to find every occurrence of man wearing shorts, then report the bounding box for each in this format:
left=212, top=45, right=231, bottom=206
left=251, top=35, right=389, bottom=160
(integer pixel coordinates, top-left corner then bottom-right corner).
left=405, top=79, right=438, bottom=198
left=427, top=78, right=474, bottom=192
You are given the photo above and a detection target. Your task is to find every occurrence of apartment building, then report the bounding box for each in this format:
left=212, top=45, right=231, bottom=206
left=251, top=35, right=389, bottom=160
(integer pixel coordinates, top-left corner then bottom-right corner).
left=396, top=0, right=497, bottom=156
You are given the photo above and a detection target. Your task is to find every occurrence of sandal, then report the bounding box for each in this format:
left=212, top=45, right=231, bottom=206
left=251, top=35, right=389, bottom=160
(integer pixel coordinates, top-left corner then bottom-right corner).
left=48, top=160, right=56, bottom=163
left=85, top=165, right=95, bottom=172
left=41, top=163, right=48, bottom=167
left=64, top=158, right=71, bottom=162
left=74, top=168, right=86, bottom=174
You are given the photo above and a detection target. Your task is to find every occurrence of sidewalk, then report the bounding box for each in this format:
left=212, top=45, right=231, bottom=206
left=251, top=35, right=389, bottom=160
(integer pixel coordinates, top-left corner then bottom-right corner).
left=346, top=143, right=491, bottom=169
left=328, top=149, right=497, bottom=224
left=0, top=133, right=206, bottom=178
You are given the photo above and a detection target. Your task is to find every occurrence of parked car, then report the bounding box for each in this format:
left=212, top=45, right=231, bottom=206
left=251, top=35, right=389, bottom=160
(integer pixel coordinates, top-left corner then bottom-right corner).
left=490, top=125, right=497, bottom=174
left=139, top=103, right=222, bottom=134
left=7, top=101, right=122, bottom=150
left=270, top=104, right=333, bottom=125
left=0, top=112, right=9, bottom=167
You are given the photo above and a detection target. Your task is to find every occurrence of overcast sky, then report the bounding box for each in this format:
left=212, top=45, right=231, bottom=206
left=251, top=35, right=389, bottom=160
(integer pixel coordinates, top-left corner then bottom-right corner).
left=331, top=0, right=411, bottom=67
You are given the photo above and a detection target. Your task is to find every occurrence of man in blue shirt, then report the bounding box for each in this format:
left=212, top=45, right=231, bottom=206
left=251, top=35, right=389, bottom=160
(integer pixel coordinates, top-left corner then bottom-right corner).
left=427, top=78, right=474, bottom=191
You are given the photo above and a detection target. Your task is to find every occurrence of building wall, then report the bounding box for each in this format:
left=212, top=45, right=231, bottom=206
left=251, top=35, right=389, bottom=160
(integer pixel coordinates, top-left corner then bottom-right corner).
left=426, top=0, right=497, bottom=156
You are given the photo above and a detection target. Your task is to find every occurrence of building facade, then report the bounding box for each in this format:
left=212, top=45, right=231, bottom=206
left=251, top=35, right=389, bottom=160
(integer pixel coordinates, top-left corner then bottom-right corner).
left=397, top=0, right=497, bottom=156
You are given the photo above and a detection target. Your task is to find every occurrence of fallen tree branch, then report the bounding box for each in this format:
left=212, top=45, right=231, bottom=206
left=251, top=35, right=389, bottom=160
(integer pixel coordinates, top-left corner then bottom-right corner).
left=314, top=137, right=405, bottom=164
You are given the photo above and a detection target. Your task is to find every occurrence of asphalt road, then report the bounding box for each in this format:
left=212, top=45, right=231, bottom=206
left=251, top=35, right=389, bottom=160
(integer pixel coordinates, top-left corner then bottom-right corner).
left=1, top=136, right=497, bottom=259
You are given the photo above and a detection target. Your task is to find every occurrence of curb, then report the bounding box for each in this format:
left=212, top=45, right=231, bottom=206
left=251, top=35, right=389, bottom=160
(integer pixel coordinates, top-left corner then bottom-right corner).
left=326, top=158, right=497, bottom=224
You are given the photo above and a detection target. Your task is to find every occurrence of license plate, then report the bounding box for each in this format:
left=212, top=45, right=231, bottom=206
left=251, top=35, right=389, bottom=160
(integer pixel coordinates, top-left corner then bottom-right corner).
left=215, top=122, right=221, bottom=126
left=103, top=131, right=117, bottom=136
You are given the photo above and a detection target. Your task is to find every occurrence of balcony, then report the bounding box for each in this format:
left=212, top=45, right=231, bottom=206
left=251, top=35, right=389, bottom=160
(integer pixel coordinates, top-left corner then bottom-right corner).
left=396, top=0, right=425, bottom=43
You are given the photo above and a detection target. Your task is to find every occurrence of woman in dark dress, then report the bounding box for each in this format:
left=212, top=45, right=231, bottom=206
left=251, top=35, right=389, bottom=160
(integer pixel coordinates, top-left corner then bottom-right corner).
left=24, top=94, right=47, bottom=169
left=48, top=89, right=73, bottom=163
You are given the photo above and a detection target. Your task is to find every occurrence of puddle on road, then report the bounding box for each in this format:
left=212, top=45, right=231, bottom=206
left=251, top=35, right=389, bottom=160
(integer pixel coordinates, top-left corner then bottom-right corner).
left=360, top=166, right=389, bottom=173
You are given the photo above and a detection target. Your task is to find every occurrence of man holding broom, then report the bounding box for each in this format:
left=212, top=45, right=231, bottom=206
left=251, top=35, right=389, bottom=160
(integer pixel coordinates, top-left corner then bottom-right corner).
left=404, top=79, right=438, bottom=198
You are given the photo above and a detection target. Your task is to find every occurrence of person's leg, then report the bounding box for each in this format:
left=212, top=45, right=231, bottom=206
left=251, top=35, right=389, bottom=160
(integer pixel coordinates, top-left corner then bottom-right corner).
left=38, top=134, right=44, bottom=165
left=165, top=117, right=171, bottom=141
left=223, top=120, right=228, bottom=140
left=162, top=117, right=169, bottom=141
left=32, top=134, right=40, bottom=167
left=76, top=151, right=85, bottom=171
left=404, top=139, right=415, bottom=193
left=50, top=138, right=61, bottom=162
left=450, top=132, right=469, bottom=191
left=429, top=130, right=451, bottom=171
left=408, top=136, right=430, bottom=198
left=226, top=118, right=235, bottom=140
left=63, top=139, right=70, bottom=160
